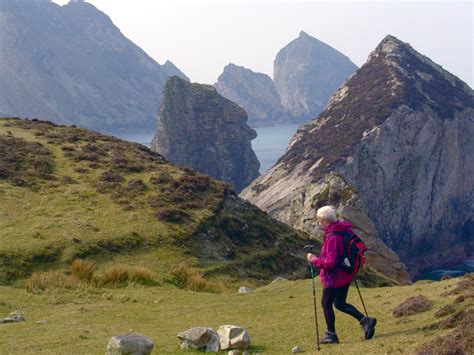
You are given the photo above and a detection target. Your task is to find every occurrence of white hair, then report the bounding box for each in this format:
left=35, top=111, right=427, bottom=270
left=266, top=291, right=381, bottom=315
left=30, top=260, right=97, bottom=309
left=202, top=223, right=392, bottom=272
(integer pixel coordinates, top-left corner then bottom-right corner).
left=316, top=205, right=337, bottom=223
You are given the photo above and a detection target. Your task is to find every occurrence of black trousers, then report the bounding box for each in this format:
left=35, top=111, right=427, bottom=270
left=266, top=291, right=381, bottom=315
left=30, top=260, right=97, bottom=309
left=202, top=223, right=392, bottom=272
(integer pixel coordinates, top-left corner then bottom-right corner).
left=322, top=284, right=365, bottom=333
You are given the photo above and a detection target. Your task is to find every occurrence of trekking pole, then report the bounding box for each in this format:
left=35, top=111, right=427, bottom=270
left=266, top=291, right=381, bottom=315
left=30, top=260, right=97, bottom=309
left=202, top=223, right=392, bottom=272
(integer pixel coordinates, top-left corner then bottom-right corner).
left=354, top=278, right=369, bottom=317
left=304, top=245, right=320, bottom=351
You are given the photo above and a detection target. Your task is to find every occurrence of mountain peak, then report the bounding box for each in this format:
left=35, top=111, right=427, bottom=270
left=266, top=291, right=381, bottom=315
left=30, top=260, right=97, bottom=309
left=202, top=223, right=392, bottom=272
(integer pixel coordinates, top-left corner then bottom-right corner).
left=370, top=34, right=414, bottom=61
left=281, top=34, right=473, bottom=177
left=299, top=30, right=310, bottom=38
left=274, top=31, right=358, bottom=120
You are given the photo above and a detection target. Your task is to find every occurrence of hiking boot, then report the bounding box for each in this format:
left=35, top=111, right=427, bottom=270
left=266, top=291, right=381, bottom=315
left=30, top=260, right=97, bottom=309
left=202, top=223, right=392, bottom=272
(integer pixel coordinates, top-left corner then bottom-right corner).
left=359, top=316, right=377, bottom=339
left=320, top=330, right=339, bottom=344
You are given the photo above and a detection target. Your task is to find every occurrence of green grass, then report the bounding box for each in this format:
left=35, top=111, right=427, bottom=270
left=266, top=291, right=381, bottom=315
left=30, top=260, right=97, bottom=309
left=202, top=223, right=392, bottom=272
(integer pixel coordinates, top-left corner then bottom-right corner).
left=0, top=276, right=472, bottom=354
left=0, top=118, right=311, bottom=285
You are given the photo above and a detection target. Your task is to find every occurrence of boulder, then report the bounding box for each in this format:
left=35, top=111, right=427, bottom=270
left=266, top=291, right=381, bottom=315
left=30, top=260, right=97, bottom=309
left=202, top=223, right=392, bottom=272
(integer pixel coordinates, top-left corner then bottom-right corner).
left=106, top=334, right=154, bottom=355
left=292, top=345, right=302, bottom=353
left=271, top=277, right=288, bottom=283
left=0, top=315, right=25, bottom=324
left=238, top=287, right=251, bottom=294
left=177, top=327, right=219, bottom=352
left=217, top=325, right=250, bottom=350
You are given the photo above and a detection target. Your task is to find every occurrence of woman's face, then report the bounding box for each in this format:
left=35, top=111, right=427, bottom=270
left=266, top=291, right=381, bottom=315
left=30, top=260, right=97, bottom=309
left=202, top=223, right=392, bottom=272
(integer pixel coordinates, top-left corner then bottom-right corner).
left=317, top=218, right=329, bottom=229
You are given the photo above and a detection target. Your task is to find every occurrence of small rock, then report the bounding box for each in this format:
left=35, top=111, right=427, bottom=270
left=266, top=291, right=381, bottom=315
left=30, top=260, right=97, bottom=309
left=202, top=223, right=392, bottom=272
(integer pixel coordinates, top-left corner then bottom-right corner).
left=36, top=320, right=48, bottom=324
left=177, top=327, right=219, bottom=352
left=106, top=334, right=154, bottom=355
left=271, top=277, right=289, bottom=283
left=1, top=315, right=25, bottom=324
left=228, top=351, right=240, bottom=355
left=238, top=286, right=251, bottom=294
left=218, top=325, right=250, bottom=350
left=242, top=351, right=249, bottom=355
left=292, top=345, right=302, bottom=353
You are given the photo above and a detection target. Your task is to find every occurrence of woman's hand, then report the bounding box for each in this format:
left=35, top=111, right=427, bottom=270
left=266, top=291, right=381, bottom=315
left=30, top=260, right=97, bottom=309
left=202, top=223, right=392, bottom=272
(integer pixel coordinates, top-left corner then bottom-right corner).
left=307, top=253, right=317, bottom=262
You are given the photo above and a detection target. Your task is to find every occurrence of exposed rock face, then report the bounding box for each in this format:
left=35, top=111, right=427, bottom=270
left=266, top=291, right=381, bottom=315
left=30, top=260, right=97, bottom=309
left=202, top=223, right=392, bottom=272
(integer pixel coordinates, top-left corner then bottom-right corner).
left=242, top=35, right=474, bottom=279
left=273, top=31, right=357, bottom=121
left=0, top=0, right=188, bottom=133
left=214, top=63, right=291, bottom=127
left=151, top=76, right=260, bottom=193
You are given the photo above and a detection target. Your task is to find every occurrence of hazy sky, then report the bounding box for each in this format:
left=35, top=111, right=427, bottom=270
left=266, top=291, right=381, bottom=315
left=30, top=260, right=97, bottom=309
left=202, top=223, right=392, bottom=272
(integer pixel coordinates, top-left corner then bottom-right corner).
left=53, top=0, right=473, bottom=87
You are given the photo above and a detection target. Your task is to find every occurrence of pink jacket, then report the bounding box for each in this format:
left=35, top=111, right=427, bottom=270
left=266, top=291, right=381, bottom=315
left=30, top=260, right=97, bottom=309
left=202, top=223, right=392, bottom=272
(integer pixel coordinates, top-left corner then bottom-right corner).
left=313, top=220, right=354, bottom=289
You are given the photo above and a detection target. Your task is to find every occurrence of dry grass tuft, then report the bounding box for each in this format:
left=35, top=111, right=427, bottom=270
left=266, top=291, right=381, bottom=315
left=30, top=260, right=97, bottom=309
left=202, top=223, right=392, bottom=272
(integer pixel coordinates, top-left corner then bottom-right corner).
left=393, top=295, right=433, bottom=317
left=26, top=270, right=77, bottom=293
left=71, top=259, right=96, bottom=281
left=169, top=263, right=224, bottom=293
left=100, top=265, right=157, bottom=287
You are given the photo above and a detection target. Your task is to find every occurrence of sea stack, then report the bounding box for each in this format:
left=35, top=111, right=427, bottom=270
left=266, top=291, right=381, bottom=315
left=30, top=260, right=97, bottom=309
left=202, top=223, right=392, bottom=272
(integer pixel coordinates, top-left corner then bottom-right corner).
left=242, top=35, right=474, bottom=280
left=273, top=31, right=358, bottom=121
left=214, top=63, right=291, bottom=127
left=151, top=76, right=260, bottom=192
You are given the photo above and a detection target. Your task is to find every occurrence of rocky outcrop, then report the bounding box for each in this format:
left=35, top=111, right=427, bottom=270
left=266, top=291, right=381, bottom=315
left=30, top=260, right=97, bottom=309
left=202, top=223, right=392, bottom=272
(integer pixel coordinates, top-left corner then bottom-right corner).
left=214, top=63, right=291, bottom=127
left=151, top=76, right=260, bottom=192
left=242, top=35, right=474, bottom=279
left=273, top=31, right=357, bottom=121
left=0, top=0, right=188, bottom=133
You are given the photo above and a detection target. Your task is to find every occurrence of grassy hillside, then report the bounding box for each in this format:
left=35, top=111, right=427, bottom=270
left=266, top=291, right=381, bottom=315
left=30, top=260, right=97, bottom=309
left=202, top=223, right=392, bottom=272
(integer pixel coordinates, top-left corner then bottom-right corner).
left=0, top=274, right=472, bottom=354
left=0, top=117, right=312, bottom=286
left=0, top=118, right=471, bottom=354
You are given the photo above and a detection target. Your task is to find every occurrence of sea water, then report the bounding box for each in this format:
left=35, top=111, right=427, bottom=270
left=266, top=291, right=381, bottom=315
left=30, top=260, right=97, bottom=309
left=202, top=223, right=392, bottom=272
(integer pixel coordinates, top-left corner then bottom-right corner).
left=115, top=123, right=301, bottom=173
left=418, top=258, right=474, bottom=280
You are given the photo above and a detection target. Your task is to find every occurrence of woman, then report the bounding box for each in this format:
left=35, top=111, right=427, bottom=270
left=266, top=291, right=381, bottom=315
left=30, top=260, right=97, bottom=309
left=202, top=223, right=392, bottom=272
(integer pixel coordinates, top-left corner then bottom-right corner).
left=307, top=205, right=377, bottom=344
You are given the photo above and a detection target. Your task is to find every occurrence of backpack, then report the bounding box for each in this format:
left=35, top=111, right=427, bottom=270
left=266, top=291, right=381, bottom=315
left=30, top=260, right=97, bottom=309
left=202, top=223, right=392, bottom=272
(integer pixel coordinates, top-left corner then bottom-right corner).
left=333, top=230, right=367, bottom=275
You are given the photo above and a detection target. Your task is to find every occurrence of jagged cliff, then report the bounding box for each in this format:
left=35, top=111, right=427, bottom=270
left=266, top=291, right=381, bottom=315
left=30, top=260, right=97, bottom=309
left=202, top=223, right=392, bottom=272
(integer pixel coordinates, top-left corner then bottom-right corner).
left=0, top=0, right=188, bottom=133
left=214, top=63, right=291, bottom=127
left=151, top=76, right=260, bottom=193
left=242, top=35, right=474, bottom=280
left=273, top=31, right=358, bottom=121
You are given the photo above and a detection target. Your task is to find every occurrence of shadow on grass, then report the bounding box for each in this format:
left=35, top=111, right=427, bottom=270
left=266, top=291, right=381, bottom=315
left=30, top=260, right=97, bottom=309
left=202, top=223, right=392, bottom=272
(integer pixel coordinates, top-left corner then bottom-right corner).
left=339, top=327, right=422, bottom=345
left=373, top=327, right=422, bottom=339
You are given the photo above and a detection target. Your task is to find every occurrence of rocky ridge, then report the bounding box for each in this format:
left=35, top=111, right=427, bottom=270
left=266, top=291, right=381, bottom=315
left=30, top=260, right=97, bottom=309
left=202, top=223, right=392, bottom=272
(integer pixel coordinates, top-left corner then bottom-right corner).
left=242, top=35, right=474, bottom=279
left=0, top=0, right=188, bottom=133
left=151, top=76, right=260, bottom=193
